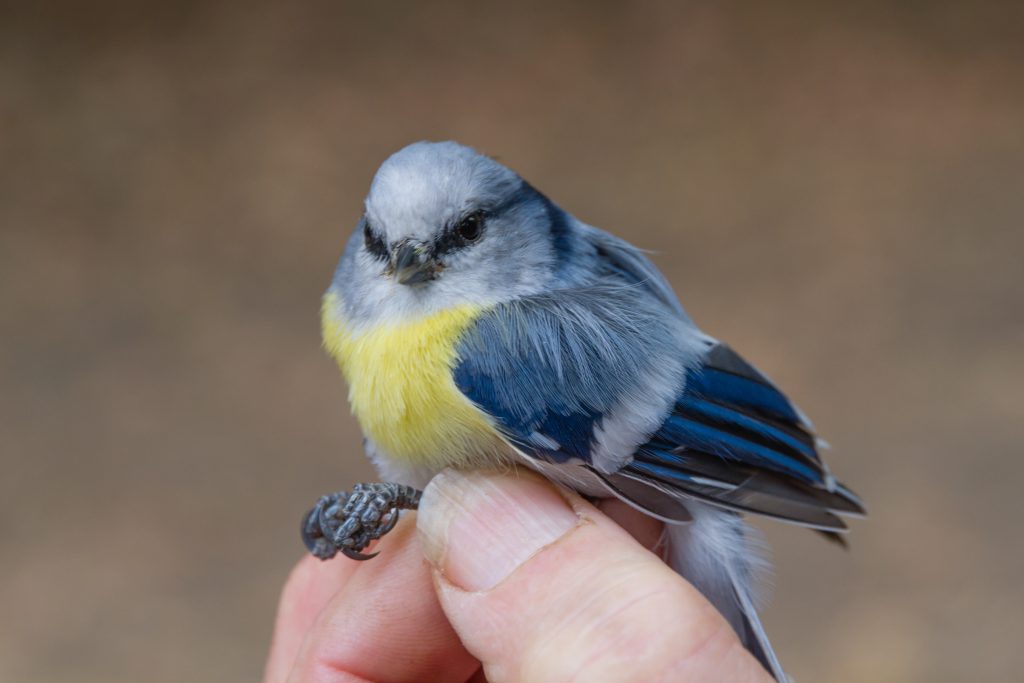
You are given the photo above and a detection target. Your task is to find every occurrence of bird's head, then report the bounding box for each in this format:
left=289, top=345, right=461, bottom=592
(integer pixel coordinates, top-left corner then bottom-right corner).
left=336, top=141, right=576, bottom=322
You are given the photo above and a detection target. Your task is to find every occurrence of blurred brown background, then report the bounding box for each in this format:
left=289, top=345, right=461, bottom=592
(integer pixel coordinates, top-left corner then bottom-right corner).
left=2, top=1, right=1022, bottom=681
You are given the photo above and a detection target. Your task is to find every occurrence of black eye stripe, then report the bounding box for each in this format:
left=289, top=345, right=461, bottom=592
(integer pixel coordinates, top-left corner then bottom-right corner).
left=436, top=211, right=486, bottom=255
left=363, top=219, right=388, bottom=261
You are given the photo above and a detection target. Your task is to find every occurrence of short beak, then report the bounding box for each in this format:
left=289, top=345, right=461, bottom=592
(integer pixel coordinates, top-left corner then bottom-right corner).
left=390, top=241, right=437, bottom=285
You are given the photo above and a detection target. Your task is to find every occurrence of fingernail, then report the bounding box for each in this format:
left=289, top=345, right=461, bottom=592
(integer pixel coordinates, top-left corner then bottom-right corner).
left=417, top=470, right=579, bottom=591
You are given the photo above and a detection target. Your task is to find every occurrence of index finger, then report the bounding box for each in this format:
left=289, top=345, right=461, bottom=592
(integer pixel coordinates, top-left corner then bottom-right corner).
left=265, top=515, right=479, bottom=683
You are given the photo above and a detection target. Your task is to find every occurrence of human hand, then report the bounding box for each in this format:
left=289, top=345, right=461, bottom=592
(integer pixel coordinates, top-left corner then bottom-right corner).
left=263, top=470, right=772, bottom=682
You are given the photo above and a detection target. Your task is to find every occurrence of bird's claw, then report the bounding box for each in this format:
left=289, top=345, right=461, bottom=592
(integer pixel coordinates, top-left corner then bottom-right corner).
left=341, top=547, right=380, bottom=561
left=300, top=483, right=423, bottom=561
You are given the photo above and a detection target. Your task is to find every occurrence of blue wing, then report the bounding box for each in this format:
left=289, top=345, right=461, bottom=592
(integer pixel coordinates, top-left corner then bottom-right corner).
left=615, top=343, right=865, bottom=530
left=454, top=215, right=863, bottom=530
left=456, top=302, right=863, bottom=530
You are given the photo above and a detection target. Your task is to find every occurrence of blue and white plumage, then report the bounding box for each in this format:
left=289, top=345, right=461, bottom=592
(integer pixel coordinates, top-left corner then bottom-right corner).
left=320, top=141, right=864, bottom=680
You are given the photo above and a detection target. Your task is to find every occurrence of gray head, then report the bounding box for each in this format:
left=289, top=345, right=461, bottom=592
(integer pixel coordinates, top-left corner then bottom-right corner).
left=334, top=141, right=581, bottom=323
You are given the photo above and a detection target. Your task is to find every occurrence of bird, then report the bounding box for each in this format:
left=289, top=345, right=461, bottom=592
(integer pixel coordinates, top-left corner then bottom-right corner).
left=301, top=140, right=864, bottom=681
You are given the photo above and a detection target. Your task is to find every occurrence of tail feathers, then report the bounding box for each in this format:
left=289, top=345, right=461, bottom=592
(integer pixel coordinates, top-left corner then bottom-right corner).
left=727, top=556, right=787, bottom=681
left=665, top=505, right=788, bottom=682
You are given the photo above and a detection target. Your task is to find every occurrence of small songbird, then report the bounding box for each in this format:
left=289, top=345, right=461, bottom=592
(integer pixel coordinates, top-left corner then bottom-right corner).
left=302, top=141, right=864, bottom=680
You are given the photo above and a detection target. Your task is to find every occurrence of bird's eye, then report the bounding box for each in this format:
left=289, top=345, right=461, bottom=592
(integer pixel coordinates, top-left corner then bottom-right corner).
left=363, top=219, right=388, bottom=260
left=455, top=212, right=484, bottom=242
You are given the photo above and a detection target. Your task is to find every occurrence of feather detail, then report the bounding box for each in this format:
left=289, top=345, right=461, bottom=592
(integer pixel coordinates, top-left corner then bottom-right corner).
left=665, top=503, right=788, bottom=681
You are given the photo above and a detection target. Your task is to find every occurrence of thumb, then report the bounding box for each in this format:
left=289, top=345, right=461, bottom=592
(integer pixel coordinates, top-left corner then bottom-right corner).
left=416, top=470, right=772, bottom=683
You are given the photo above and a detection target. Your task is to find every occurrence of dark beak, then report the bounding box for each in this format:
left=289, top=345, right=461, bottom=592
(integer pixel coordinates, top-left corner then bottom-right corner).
left=390, top=241, right=437, bottom=285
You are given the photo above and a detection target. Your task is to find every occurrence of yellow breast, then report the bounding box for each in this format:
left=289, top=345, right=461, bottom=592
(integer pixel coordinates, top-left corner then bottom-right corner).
left=321, top=292, right=506, bottom=468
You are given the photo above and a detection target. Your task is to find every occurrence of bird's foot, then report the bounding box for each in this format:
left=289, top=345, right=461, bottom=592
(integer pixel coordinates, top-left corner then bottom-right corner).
left=301, top=483, right=423, bottom=561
